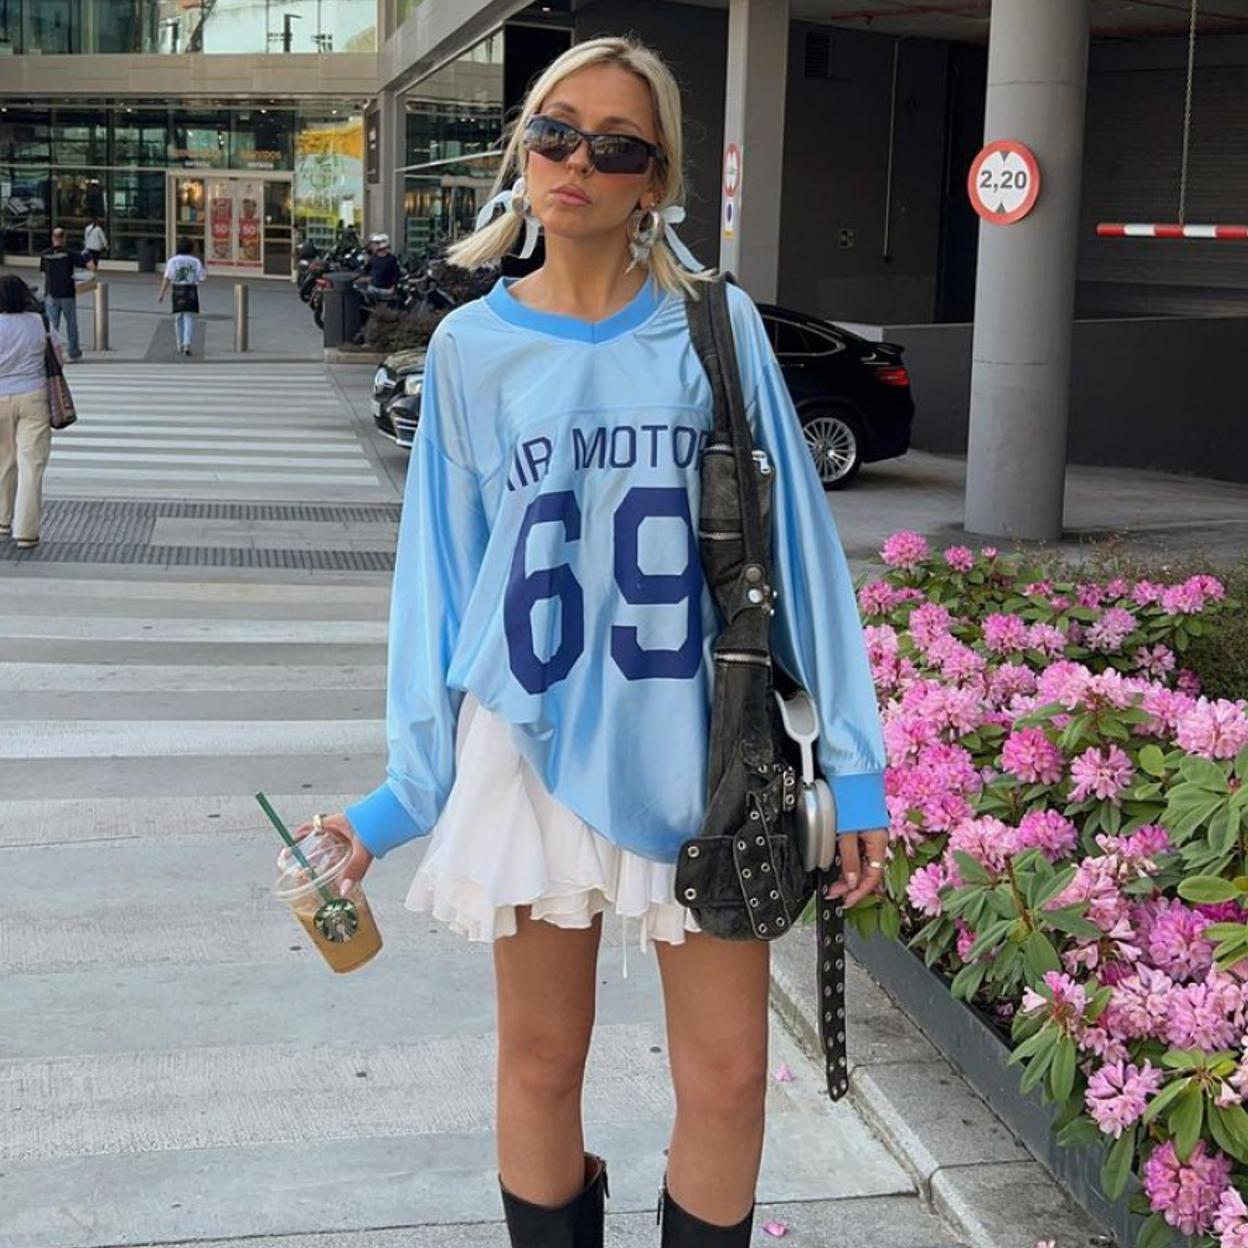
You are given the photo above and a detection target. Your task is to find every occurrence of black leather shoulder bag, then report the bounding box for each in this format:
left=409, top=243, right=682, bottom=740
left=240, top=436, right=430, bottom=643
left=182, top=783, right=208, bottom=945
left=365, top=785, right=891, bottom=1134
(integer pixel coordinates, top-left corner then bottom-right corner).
left=674, top=274, right=850, bottom=1101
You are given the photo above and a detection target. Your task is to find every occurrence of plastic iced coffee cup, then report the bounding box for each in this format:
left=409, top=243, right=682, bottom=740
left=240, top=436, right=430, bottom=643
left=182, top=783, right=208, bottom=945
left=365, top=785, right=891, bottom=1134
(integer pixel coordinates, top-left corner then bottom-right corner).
left=274, top=826, right=382, bottom=973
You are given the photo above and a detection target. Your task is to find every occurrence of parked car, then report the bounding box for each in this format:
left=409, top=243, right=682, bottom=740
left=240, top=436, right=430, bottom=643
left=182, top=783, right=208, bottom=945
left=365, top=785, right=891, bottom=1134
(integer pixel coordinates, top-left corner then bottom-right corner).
left=372, top=347, right=426, bottom=449
left=757, top=303, right=914, bottom=488
left=369, top=303, right=914, bottom=487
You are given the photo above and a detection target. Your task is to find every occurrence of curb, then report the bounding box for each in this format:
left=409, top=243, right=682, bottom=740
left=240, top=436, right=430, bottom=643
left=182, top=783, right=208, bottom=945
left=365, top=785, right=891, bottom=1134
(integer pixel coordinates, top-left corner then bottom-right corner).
left=769, top=928, right=1110, bottom=1248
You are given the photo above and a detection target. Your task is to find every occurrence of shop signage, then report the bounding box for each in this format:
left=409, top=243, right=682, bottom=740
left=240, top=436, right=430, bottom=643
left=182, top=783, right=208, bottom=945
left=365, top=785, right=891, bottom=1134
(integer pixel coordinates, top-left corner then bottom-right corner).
left=722, top=141, right=741, bottom=238
left=967, top=139, right=1041, bottom=225
left=365, top=107, right=380, bottom=184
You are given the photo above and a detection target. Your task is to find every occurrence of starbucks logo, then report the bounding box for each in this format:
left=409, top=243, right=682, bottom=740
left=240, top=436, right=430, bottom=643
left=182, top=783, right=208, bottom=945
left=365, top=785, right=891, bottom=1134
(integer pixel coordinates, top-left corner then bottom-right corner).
left=314, top=897, right=361, bottom=943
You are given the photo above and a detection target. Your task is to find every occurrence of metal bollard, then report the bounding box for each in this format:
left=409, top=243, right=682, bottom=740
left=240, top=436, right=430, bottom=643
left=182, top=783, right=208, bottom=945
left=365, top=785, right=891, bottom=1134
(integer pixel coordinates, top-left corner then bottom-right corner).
left=233, top=282, right=249, bottom=353
left=93, top=281, right=109, bottom=352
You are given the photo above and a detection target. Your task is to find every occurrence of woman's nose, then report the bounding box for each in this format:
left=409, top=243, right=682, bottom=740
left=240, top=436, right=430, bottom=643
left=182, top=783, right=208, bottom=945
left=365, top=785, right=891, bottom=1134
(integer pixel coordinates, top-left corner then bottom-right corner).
left=566, top=140, right=593, bottom=173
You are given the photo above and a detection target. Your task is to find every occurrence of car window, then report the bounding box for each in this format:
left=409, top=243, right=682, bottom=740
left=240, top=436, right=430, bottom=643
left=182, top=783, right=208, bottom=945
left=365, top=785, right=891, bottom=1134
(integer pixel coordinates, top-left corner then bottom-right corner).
left=767, top=316, right=844, bottom=358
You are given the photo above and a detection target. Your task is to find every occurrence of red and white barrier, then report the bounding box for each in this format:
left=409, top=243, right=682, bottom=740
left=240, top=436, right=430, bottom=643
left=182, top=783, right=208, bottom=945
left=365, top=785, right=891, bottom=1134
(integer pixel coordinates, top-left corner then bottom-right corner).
left=1097, top=223, right=1248, bottom=240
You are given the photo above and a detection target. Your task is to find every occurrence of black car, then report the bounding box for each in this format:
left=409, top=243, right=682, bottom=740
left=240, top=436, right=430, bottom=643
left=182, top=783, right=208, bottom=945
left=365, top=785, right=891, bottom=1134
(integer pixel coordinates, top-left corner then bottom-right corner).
left=371, top=348, right=425, bottom=449
left=758, top=304, right=914, bottom=487
left=370, top=304, right=913, bottom=486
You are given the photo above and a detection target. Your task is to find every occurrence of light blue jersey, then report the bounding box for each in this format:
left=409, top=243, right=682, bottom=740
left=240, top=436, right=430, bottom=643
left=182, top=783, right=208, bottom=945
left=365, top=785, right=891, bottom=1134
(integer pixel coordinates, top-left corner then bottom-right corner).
left=346, top=276, right=886, bottom=863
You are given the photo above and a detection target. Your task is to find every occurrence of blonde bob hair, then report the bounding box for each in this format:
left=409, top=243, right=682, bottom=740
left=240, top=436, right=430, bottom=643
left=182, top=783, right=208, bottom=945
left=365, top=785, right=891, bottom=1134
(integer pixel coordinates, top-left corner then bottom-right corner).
left=446, top=36, right=713, bottom=298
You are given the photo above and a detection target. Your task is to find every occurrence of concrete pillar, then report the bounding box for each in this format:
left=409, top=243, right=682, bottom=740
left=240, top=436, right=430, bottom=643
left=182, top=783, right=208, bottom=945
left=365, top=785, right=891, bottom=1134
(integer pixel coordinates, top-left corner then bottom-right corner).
left=964, top=0, right=1090, bottom=542
left=369, top=88, right=406, bottom=246
left=719, top=0, right=789, bottom=302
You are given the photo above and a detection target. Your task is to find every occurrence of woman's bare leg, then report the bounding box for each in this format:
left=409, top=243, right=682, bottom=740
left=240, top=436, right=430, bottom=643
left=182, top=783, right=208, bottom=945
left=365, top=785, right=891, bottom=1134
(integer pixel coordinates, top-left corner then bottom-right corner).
left=494, top=906, right=603, bottom=1206
left=655, top=933, right=771, bottom=1225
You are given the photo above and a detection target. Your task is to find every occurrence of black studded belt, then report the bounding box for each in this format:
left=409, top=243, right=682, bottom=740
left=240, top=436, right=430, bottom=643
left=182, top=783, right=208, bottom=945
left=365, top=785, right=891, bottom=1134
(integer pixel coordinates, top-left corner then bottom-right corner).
left=816, top=879, right=849, bottom=1100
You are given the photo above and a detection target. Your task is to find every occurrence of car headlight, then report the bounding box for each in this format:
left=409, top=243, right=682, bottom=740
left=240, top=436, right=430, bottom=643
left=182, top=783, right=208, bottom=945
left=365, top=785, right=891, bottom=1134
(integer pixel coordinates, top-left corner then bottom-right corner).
left=404, top=374, right=424, bottom=396
left=373, top=367, right=388, bottom=391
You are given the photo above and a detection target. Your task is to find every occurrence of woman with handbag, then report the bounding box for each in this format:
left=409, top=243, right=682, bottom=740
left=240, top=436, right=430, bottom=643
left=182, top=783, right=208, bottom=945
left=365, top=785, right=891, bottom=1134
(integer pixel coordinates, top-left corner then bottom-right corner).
left=297, top=37, right=888, bottom=1248
left=0, top=273, right=54, bottom=550
left=157, top=237, right=206, bottom=356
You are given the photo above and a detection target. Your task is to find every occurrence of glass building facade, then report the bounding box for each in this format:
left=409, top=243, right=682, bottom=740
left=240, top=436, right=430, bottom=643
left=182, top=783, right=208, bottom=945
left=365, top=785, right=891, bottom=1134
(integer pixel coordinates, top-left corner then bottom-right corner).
left=1, top=102, right=365, bottom=269
left=0, top=0, right=376, bottom=56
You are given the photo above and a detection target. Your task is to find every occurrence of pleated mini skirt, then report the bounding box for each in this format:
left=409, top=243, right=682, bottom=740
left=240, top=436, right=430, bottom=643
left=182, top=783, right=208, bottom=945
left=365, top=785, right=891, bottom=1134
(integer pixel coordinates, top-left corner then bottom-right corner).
left=406, top=693, right=701, bottom=952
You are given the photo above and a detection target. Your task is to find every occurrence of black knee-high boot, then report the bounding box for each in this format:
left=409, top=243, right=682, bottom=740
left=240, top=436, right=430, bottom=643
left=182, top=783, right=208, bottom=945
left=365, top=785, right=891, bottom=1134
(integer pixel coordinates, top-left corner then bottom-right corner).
left=500, top=1153, right=609, bottom=1248
left=657, top=1184, right=754, bottom=1247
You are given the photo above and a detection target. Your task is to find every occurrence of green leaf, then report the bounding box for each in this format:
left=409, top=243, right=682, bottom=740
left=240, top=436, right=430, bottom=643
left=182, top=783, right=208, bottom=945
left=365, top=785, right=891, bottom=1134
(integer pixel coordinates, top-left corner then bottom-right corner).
left=1020, top=1041, right=1057, bottom=1096
left=1179, top=755, right=1230, bottom=792
left=1236, top=745, right=1248, bottom=780
left=1042, top=906, right=1105, bottom=941
left=952, top=850, right=992, bottom=886
left=950, top=959, right=988, bottom=1002
left=1211, top=1103, right=1248, bottom=1165
left=1033, top=864, right=1078, bottom=908
left=1009, top=1024, right=1059, bottom=1067
left=1139, top=744, right=1168, bottom=778
left=1142, top=1077, right=1189, bottom=1124
left=879, top=901, right=902, bottom=941
left=1056, top=1116, right=1105, bottom=1149
left=1170, top=1083, right=1204, bottom=1161
left=1135, top=1212, right=1173, bottom=1248
left=1177, top=875, right=1241, bottom=904
left=1024, top=930, right=1063, bottom=981
left=1050, top=1034, right=1077, bottom=1104
left=1101, top=1124, right=1137, bottom=1199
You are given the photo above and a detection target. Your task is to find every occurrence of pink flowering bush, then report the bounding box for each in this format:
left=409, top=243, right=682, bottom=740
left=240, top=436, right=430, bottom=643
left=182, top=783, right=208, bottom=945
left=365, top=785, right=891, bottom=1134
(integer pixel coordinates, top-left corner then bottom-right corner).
left=855, top=534, right=1248, bottom=1248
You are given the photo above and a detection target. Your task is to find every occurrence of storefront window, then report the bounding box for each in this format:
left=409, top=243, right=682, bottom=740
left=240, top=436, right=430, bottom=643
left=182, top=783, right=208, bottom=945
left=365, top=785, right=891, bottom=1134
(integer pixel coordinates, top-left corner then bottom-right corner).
left=230, top=110, right=294, bottom=172
left=170, top=111, right=229, bottom=169
left=0, top=110, right=52, bottom=164
left=0, top=0, right=375, bottom=54
left=1, top=164, right=51, bottom=257
left=113, top=108, right=169, bottom=166
left=53, top=112, right=109, bottom=166
left=111, top=167, right=165, bottom=262
left=294, top=107, right=364, bottom=249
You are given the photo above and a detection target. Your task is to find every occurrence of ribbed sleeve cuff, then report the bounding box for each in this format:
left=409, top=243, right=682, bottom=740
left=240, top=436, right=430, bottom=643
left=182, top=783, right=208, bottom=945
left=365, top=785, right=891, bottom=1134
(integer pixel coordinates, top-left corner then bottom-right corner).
left=831, top=771, right=888, bottom=834
left=345, top=781, right=426, bottom=859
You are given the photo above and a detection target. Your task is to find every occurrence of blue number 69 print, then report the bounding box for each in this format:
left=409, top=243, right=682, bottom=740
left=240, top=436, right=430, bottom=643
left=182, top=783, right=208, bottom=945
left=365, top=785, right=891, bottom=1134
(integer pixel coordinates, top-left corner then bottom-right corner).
left=504, top=487, right=701, bottom=694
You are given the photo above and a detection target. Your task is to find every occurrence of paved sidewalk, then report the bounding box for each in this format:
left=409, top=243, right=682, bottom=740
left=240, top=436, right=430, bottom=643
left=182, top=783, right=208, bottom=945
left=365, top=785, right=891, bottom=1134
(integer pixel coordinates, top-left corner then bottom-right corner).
left=1, top=265, right=323, bottom=363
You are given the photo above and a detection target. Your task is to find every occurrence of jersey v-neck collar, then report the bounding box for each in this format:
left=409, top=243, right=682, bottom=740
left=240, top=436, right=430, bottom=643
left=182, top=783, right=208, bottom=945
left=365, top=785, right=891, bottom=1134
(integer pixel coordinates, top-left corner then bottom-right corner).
left=485, top=275, right=664, bottom=344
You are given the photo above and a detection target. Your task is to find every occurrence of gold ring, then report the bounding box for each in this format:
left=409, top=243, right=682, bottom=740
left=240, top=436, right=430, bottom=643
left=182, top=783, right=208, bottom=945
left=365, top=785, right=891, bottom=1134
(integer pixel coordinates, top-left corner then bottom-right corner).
left=312, top=813, right=326, bottom=834
left=868, top=859, right=885, bottom=869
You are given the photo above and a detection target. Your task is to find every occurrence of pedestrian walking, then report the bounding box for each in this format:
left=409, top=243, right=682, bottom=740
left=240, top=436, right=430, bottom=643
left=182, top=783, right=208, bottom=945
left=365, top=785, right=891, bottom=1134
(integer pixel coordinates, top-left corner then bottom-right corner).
left=40, top=226, right=95, bottom=362
left=157, top=238, right=206, bottom=356
left=0, top=274, right=54, bottom=550
left=83, top=218, right=109, bottom=264
left=298, top=37, right=887, bottom=1248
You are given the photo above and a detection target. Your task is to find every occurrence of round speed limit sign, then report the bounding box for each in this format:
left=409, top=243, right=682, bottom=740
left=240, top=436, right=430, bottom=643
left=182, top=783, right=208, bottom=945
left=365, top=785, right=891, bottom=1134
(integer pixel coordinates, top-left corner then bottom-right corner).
left=967, top=139, right=1041, bottom=225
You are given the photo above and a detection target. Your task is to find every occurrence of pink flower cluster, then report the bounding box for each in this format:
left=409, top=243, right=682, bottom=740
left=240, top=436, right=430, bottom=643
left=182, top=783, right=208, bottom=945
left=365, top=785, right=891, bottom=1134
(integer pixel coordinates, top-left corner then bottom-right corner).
left=864, top=535, right=1248, bottom=1229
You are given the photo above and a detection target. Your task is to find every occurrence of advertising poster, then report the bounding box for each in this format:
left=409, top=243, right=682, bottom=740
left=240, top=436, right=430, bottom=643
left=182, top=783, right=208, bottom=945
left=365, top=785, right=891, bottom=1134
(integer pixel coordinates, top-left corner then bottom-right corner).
left=207, top=180, right=234, bottom=266
left=237, top=178, right=263, bottom=269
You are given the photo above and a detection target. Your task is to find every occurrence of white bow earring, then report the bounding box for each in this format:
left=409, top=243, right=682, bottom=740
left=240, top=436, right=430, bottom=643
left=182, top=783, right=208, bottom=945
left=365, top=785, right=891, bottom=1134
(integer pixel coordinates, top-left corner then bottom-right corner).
left=626, top=202, right=703, bottom=272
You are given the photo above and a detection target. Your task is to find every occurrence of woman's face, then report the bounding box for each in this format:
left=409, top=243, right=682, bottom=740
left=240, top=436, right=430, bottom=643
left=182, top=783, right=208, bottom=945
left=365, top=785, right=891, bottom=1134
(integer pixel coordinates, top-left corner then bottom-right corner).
left=523, top=63, right=663, bottom=246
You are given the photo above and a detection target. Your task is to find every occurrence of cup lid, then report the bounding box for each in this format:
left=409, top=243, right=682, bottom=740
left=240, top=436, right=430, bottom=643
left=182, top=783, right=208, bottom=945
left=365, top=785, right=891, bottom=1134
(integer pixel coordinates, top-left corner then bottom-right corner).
left=274, top=827, right=350, bottom=902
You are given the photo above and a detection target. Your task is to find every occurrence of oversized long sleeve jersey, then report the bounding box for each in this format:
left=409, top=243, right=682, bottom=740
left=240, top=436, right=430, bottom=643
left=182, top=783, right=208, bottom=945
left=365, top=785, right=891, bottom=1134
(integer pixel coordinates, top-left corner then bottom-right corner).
left=346, top=276, right=887, bottom=863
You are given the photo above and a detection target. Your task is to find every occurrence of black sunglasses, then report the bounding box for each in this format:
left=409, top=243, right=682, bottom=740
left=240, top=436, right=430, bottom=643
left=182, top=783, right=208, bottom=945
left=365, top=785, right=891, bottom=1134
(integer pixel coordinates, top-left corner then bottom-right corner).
left=523, top=115, right=663, bottom=176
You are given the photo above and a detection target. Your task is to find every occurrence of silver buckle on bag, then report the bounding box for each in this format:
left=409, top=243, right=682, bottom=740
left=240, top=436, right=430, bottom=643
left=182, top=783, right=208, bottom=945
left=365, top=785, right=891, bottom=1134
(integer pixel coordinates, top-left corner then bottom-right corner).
left=774, top=687, right=838, bottom=872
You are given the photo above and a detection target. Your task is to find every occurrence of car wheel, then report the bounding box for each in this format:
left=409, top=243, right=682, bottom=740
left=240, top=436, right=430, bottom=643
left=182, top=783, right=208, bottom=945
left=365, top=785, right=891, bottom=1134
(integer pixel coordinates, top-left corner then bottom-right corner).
left=801, top=406, right=863, bottom=489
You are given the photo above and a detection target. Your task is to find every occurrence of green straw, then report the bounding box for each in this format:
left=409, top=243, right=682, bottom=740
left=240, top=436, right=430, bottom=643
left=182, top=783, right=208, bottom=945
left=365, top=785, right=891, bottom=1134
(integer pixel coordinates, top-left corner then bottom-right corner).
left=256, top=791, right=337, bottom=908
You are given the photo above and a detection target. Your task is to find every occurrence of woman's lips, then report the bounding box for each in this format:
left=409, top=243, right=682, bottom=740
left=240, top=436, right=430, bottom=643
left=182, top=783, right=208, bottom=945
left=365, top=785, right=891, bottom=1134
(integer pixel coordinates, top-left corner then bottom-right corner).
left=551, top=187, right=591, bottom=206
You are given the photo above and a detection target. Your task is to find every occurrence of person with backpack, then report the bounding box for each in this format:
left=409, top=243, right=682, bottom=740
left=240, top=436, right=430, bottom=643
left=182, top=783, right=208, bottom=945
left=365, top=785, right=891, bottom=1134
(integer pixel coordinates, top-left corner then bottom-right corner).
left=157, top=238, right=207, bottom=356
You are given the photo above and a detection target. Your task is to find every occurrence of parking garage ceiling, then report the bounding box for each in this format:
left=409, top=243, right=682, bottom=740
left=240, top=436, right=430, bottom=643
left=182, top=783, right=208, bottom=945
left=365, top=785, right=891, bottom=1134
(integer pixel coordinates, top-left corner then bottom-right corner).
left=667, top=0, right=1248, bottom=42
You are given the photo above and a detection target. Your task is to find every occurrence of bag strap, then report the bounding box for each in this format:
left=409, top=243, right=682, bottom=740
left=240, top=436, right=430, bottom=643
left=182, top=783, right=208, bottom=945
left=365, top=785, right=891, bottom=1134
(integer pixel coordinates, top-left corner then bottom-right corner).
left=44, top=334, right=64, bottom=380
left=686, top=275, right=767, bottom=569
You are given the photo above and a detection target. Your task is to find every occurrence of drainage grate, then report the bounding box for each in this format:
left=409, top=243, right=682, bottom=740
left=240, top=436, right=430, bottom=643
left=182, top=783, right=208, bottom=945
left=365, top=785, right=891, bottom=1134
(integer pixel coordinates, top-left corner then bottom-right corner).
left=2, top=499, right=402, bottom=569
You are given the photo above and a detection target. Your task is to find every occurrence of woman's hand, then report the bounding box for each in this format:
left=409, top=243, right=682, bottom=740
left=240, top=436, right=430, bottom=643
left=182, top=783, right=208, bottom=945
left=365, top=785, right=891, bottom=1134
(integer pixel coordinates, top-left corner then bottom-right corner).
left=824, top=828, right=888, bottom=908
left=294, top=812, right=374, bottom=898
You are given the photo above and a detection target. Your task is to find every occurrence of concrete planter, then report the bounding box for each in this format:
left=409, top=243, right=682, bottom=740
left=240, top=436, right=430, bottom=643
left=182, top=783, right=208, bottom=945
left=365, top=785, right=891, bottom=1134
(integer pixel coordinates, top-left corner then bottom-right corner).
left=849, top=929, right=1139, bottom=1246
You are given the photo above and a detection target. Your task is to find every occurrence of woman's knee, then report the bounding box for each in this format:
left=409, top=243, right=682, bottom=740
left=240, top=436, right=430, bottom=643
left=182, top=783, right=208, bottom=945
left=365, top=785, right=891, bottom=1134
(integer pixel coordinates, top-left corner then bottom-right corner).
left=672, top=1044, right=767, bottom=1120
left=501, top=1025, right=592, bottom=1102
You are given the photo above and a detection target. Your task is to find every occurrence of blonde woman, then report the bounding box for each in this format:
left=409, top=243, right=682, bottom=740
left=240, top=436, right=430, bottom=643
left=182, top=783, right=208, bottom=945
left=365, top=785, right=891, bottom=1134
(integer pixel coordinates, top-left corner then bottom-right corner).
left=300, top=36, right=887, bottom=1248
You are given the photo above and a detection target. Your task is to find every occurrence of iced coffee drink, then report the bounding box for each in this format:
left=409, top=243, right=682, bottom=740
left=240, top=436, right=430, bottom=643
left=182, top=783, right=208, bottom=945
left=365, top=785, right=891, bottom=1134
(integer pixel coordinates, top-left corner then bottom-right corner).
left=274, top=826, right=382, bottom=973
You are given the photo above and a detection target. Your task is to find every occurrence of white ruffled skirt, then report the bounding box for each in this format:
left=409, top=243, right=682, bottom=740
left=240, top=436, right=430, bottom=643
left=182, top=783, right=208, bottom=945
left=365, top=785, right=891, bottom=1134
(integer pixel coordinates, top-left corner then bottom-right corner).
left=406, top=694, right=700, bottom=954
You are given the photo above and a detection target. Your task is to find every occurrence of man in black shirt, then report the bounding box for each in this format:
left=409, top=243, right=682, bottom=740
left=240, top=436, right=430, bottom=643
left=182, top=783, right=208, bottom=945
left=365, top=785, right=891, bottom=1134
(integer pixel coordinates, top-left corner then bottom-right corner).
left=40, top=227, right=96, bottom=361
left=363, top=235, right=401, bottom=301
